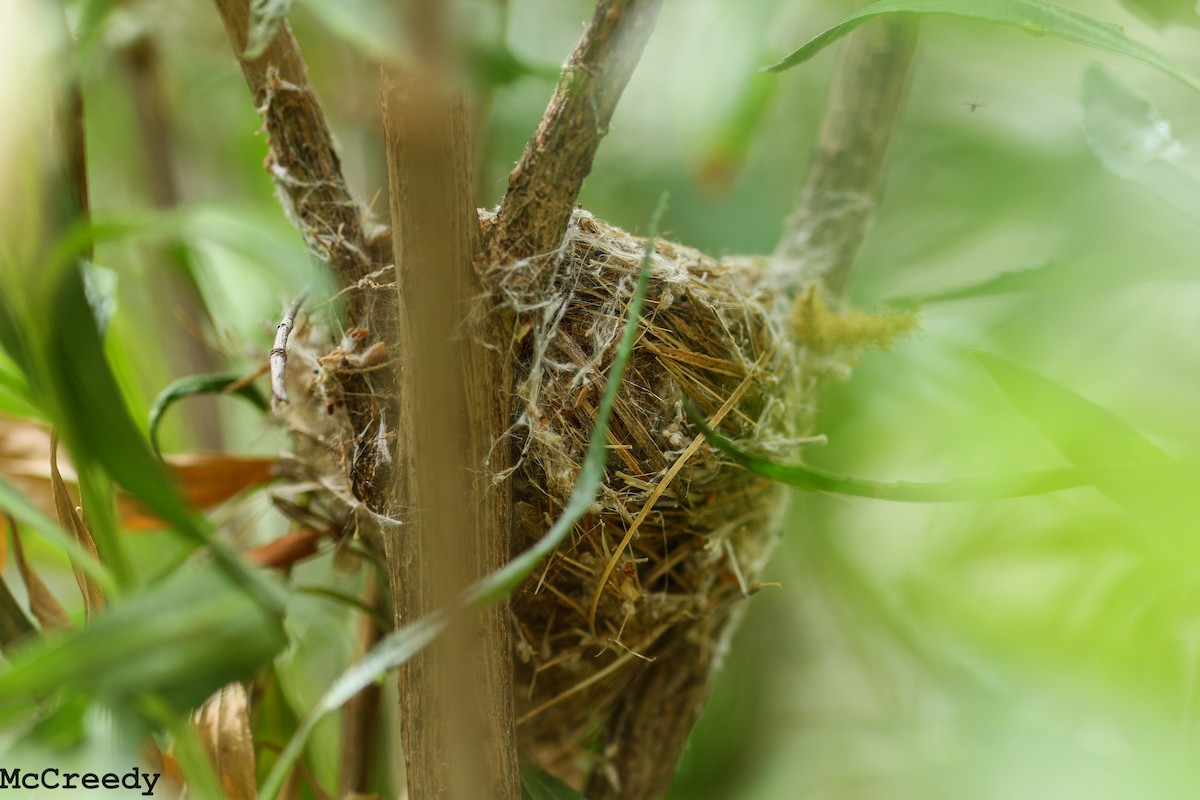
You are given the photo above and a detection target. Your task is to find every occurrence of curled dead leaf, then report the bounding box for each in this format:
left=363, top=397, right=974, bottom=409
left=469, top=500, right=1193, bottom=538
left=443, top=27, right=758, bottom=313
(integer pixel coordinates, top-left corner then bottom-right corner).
left=0, top=414, right=277, bottom=531
left=194, top=682, right=257, bottom=800
left=6, top=513, right=71, bottom=632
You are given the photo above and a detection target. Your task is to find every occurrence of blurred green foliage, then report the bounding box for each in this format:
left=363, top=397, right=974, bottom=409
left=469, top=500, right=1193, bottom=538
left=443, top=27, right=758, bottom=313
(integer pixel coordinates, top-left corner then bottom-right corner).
left=1, top=0, right=1200, bottom=797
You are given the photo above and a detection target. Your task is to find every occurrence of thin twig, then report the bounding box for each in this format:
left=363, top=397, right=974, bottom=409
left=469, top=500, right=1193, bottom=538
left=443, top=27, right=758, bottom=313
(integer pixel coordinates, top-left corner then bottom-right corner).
left=487, top=0, right=665, bottom=263
left=270, top=297, right=303, bottom=405
left=775, top=14, right=919, bottom=296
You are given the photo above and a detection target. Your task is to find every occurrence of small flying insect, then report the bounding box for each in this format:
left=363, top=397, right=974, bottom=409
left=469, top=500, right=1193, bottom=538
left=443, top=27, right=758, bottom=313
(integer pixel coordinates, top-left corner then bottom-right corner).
left=965, top=95, right=985, bottom=114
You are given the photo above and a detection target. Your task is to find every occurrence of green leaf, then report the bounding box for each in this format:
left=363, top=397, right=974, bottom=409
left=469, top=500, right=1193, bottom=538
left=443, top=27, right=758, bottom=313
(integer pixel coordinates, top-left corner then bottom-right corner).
left=1082, top=64, right=1200, bottom=227
left=0, top=565, right=287, bottom=717
left=245, top=0, right=294, bottom=60
left=149, top=373, right=269, bottom=455
left=294, top=0, right=402, bottom=62
left=971, top=351, right=1166, bottom=464
left=258, top=193, right=670, bottom=800
left=520, top=761, right=587, bottom=800
left=38, top=263, right=285, bottom=611
left=882, top=262, right=1065, bottom=306
left=766, top=0, right=1200, bottom=94
left=972, top=351, right=1197, bottom=536
left=685, top=400, right=1197, bottom=502
left=0, top=355, right=41, bottom=419
left=1117, top=0, right=1200, bottom=30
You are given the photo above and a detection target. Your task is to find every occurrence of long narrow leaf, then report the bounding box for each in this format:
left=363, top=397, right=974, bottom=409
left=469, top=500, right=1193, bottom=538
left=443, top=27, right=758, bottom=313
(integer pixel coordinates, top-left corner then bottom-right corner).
left=0, top=474, right=117, bottom=596
left=0, top=565, right=287, bottom=718
left=973, top=351, right=1195, bottom=535
left=767, top=0, right=1200, bottom=94
left=258, top=194, right=669, bottom=800
left=148, top=373, right=269, bottom=455
left=34, top=262, right=285, bottom=613
left=1083, top=64, right=1200, bottom=227
left=972, top=351, right=1166, bottom=464
left=685, top=400, right=1196, bottom=502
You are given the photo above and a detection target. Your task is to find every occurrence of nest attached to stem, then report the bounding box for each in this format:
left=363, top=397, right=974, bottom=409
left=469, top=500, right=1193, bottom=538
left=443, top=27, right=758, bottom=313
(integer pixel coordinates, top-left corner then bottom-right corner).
left=273, top=208, right=912, bottom=796
left=488, top=210, right=805, bottom=789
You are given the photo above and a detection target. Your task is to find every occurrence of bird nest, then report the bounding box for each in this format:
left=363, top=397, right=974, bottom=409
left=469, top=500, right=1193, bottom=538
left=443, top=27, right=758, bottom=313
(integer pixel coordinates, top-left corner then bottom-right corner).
left=486, top=210, right=802, bottom=791
left=275, top=208, right=910, bottom=797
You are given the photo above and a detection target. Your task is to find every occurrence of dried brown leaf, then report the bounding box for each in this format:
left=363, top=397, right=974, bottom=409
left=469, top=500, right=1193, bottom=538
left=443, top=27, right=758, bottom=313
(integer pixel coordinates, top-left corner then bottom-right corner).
left=7, top=513, right=72, bottom=632
left=118, top=455, right=278, bottom=531
left=244, top=528, right=322, bottom=569
left=1, top=416, right=276, bottom=531
left=194, top=682, right=257, bottom=800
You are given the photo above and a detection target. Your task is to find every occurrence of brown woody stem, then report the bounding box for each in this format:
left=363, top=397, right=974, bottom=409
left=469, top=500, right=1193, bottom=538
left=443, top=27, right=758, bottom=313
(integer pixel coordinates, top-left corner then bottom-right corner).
left=487, top=0, right=664, bottom=262
left=212, top=0, right=381, bottom=294
left=775, top=15, right=919, bottom=296
left=382, top=27, right=520, bottom=800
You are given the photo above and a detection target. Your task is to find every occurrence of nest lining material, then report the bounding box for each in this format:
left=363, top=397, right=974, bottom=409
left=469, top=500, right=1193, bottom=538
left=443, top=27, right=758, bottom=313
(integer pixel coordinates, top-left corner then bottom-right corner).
left=485, top=209, right=802, bottom=781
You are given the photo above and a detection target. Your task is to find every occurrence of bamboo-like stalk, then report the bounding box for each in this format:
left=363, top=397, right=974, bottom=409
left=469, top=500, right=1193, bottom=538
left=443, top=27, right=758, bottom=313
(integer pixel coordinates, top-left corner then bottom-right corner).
left=382, top=3, right=518, bottom=797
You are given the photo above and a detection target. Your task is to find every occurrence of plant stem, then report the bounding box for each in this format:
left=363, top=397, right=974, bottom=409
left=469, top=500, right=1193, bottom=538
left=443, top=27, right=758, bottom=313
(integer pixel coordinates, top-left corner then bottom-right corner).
left=382, top=4, right=519, bottom=795
left=211, top=0, right=383, bottom=298
left=775, top=13, right=919, bottom=296
left=487, top=0, right=664, bottom=264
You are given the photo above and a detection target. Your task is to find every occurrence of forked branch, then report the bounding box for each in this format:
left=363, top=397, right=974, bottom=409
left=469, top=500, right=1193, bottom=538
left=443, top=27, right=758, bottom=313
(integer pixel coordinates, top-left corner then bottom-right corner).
left=487, top=0, right=665, bottom=262
left=776, top=15, right=919, bottom=296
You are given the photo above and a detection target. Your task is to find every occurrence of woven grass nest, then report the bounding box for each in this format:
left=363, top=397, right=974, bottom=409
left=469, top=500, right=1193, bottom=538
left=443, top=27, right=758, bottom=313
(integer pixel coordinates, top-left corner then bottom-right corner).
left=279, top=207, right=908, bottom=797
left=490, top=210, right=798, bottom=791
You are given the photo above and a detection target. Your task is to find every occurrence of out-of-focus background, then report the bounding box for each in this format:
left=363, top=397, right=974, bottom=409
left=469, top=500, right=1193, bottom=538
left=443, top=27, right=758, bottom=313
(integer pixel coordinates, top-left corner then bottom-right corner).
left=8, top=0, right=1200, bottom=797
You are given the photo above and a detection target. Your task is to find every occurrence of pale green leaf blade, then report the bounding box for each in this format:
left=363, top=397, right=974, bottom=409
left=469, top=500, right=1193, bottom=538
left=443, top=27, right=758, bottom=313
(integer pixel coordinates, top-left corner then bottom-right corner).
left=1083, top=64, right=1200, bottom=226
left=0, top=565, right=287, bottom=717
left=972, top=350, right=1166, bottom=465
left=685, top=401, right=1199, bottom=503
left=767, top=0, right=1200, bottom=94
left=972, top=351, right=1197, bottom=535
